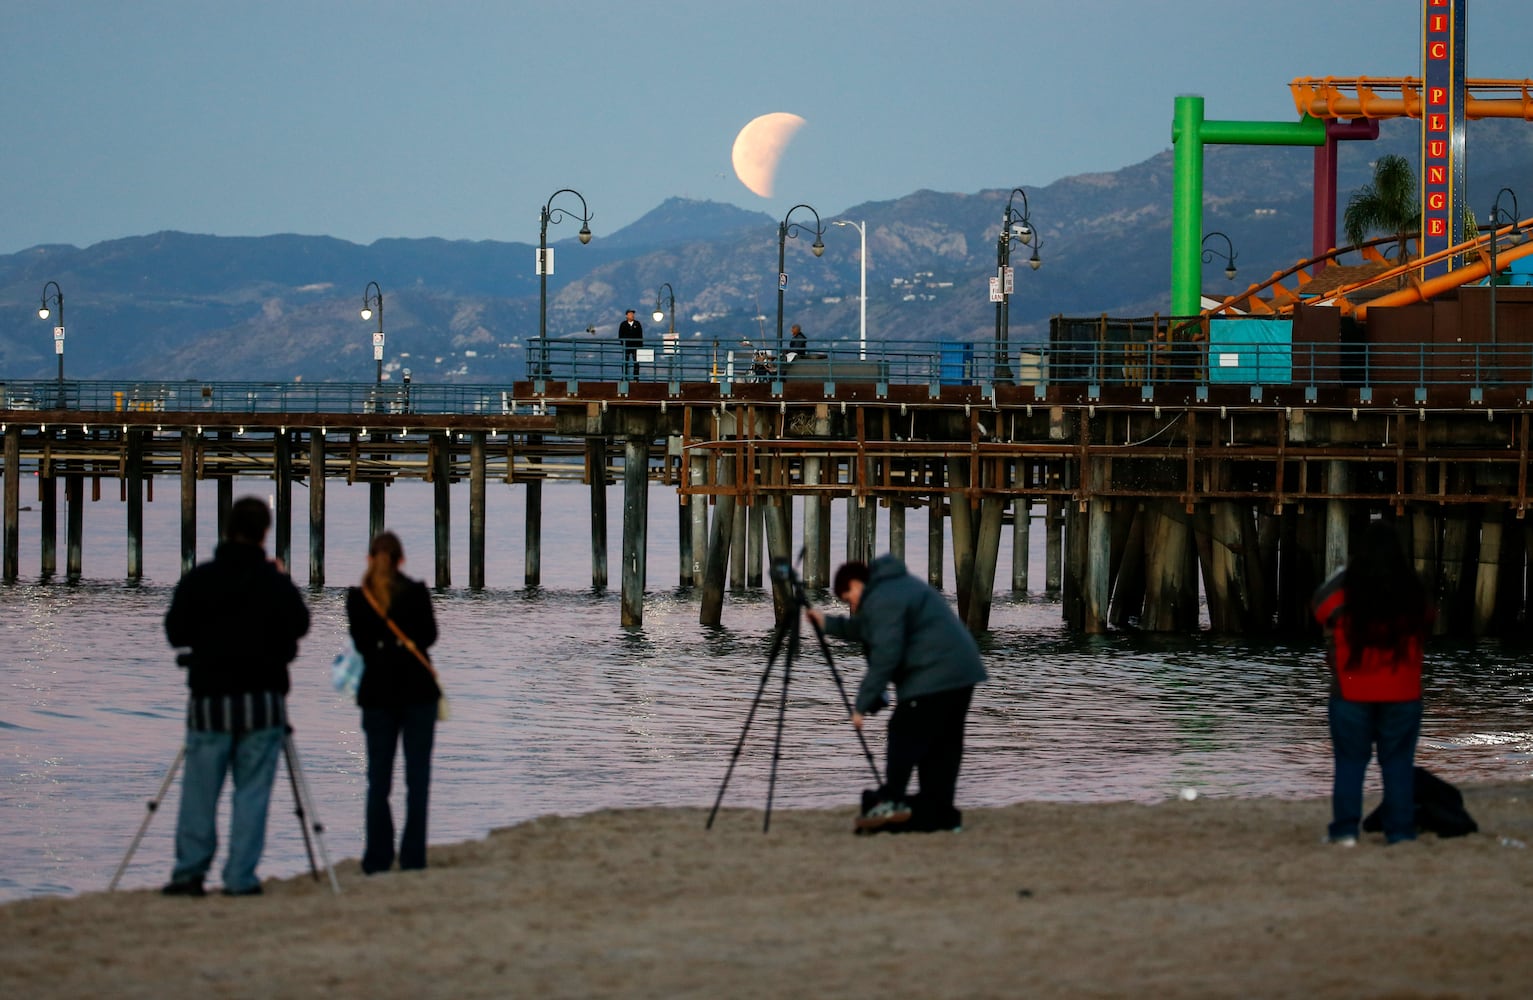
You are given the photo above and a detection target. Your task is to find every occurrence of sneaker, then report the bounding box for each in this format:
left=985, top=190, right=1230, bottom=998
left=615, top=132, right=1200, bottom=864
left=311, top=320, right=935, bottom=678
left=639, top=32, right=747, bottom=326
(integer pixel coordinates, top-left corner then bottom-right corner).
left=220, top=884, right=264, bottom=897
left=161, top=877, right=206, bottom=897
left=856, top=799, right=913, bottom=831
left=1325, top=834, right=1358, bottom=847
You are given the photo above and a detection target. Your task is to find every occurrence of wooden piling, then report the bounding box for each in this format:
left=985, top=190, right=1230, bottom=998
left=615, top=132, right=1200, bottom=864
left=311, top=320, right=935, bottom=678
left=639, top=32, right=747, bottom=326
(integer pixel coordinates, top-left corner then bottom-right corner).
left=3, top=424, right=18, bottom=583
left=181, top=432, right=197, bottom=577
left=730, top=492, right=747, bottom=592
left=126, top=429, right=144, bottom=581
left=431, top=432, right=450, bottom=589
left=1012, top=497, right=1031, bottom=593
left=927, top=497, right=944, bottom=589
left=747, top=497, right=764, bottom=588
left=699, top=454, right=736, bottom=625
left=621, top=434, right=649, bottom=625
left=66, top=467, right=82, bottom=582
left=469, top=431, right=486, bottom=590
left=40, top=452, right=57, bottom=578
left=587, top=436, right=608, bottom=590
left=273, top=430, right=292, bottom=571
left=689, top=450, right=708, bottom=589
left=948, top=458, right=975, bottom=621
left=1045, top=495, right=1064, bottom=593
left=889, top=501, right=906, bottom=562
left=966, top=495, right=1005, bottom=633
left=802, top=451, right=824, bottom=587
left=1083, top=460, right=1111, bottom=634
left=308, top=430, right=325, bottom=588
left=1472, top=502, right=1503, bottom=637
left=525, top=433, right=542, bottom=588
left=369, top=480, right=386, bottom=542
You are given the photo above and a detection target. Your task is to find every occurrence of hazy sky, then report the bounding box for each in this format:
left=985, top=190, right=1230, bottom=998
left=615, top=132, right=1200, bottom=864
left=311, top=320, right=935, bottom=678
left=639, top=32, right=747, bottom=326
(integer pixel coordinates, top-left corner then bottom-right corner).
left=3, top=0, right=1531, bottom=255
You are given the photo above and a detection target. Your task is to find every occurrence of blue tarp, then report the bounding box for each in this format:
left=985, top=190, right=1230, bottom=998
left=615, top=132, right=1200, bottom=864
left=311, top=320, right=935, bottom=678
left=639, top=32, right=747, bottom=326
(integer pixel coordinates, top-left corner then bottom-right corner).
left=1208, top=318, right=1292, bottom=384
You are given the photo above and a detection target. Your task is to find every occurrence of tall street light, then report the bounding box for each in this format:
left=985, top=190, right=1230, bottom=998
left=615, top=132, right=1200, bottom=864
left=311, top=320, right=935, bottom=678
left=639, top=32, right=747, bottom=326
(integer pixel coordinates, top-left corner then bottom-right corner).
left=1201, top=231, right=1239, bottom=281
left=38, top=280, right=65, bottom=387
left=360, top=281, right=385, bottom=384
left=652, top=282, right=676, bottom=333
left=1486, top=187, right=1520, bottom=350
left=777, top=203, right=826, bottom=358
left=994, top=188, right=1041, bottom=383
left=537, top=188, right=593, bottom=376
left=833, top=220, right=867, bottom=359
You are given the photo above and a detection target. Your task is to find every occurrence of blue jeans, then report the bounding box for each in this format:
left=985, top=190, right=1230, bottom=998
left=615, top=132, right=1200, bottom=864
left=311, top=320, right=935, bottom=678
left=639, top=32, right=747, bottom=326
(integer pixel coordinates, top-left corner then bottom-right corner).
left=172, top=725, right=283, bottom=891
left=362, top=702, right=436, bottom=872
left=1328, top=697, right=1421, bottom=843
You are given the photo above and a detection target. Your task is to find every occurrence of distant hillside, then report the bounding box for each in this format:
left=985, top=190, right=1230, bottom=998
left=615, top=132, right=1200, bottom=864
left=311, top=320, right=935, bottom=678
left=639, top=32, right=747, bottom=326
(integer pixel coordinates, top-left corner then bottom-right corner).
left=3, top=117, right=1530, bottom=383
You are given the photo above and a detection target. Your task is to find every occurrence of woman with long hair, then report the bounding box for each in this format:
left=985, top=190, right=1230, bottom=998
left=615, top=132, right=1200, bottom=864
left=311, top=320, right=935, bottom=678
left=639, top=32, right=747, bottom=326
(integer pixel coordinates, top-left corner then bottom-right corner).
left=346, top=532, right=440, bottom=873
left=1312, top=519, right=1433, bottom=846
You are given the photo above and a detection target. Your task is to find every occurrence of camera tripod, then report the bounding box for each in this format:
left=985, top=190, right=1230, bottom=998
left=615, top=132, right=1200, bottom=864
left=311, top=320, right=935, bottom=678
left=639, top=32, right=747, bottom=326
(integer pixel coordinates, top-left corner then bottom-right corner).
left=707, top=556, right=883, bottom=832
left=109, top=725, right=340, bottom=895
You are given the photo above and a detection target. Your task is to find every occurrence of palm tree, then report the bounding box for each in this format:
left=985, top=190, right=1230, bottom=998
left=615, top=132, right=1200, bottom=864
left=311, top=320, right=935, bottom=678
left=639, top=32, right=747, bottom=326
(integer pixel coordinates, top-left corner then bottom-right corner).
left=1343, top=154, right=1420, bottom=262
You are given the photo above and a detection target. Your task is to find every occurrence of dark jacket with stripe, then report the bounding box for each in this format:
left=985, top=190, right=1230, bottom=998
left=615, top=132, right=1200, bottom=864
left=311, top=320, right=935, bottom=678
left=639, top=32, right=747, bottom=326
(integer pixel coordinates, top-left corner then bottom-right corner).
left=165, top=541, right=311, bottom=731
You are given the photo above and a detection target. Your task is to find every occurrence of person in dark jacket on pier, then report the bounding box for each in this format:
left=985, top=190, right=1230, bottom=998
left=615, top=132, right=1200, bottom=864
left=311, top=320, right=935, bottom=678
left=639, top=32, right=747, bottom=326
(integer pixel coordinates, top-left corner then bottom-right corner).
left=808, top=554, right=987, bottom=833
left=347, top=531, right=441, bottom=873
left=162, top=496, right=311, bottom=897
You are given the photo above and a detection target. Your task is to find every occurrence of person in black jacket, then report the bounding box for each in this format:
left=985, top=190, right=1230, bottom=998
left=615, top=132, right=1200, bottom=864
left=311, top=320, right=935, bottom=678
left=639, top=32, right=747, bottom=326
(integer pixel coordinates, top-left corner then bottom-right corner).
left=808, top=555, right=987, bottom=833
left=162, top=496, right=310, bottom=897
left=347, top=531, right=440, bottom=873
left=618, top=308, right=644, bottom=379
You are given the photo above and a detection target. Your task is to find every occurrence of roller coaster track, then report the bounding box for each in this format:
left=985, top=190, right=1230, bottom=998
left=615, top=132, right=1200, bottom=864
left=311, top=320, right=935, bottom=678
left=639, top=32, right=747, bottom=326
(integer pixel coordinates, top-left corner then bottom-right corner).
left=1205, top=221, right=1533, bottom=322
left=1290, top=77, right=1533, bottom=121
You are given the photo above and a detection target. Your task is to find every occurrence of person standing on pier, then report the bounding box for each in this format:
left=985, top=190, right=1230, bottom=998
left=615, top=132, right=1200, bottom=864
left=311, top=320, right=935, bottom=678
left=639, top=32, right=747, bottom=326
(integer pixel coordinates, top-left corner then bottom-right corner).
left=808, top=555, right=987, bottom=834
left=1312, top=520, right=1433, bottom=846
left=618, top=308, right=644, bottom=380
left=347, top=532, right=441, bottom=874
left=162, top=497, right=311, bottom=897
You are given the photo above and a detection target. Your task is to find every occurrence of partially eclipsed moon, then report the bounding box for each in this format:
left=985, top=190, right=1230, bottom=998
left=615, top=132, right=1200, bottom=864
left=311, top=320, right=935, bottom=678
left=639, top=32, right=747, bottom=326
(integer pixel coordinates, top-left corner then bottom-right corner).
left=731, top=112, right=806, bottom=198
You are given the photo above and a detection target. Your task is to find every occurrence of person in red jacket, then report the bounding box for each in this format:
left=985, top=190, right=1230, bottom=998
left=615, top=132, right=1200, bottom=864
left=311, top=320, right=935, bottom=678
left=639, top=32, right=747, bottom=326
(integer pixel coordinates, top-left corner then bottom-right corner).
left=1312, top=520, right=1433, bottom=845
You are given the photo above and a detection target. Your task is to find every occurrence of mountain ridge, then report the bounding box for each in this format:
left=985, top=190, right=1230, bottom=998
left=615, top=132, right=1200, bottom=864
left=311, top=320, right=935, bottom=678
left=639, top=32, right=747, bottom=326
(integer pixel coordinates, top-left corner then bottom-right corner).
left=3, top=117, right=1530, bottom=382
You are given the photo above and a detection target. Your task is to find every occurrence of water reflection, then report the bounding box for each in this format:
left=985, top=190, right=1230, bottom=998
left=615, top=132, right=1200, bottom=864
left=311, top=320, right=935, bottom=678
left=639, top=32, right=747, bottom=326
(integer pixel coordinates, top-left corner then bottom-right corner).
left=3, top=484, right=1532, bottom=901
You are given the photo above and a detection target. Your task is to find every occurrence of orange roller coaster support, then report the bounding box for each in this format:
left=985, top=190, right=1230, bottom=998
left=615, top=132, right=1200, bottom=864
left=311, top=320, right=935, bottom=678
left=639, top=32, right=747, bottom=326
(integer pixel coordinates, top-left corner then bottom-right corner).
left=1290, top=77, right=1533, bottom=121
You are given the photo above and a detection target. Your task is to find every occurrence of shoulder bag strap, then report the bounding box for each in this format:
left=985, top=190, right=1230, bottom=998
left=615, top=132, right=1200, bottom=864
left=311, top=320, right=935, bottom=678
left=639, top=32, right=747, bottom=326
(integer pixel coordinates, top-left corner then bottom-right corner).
left=360, top=586, right=439, bottom=682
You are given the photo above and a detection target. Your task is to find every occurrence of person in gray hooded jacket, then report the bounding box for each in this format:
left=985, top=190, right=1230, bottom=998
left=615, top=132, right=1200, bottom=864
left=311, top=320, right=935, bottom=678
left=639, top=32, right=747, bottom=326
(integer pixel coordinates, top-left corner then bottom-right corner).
left=808, top=554, right=987, bottom=832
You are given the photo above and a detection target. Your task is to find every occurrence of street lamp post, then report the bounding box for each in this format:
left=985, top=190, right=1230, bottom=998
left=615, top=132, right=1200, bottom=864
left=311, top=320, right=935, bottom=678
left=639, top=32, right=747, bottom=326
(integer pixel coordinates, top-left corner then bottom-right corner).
left=651, top=281, right=676, bottom=334
left=1201, top=231, right=1239, bottom=281
left=360, top=281, right=384, bottom=384
left=537, top=188, right=593, bottom=376
left=653, top=282, right=677, bottom=380
left=38, top=281, right=65, bottom=388
left=777, top=204, right=826, bottom=359
left=1486, top=187, right=1520, bottom=350
left=833, top=220, right=867, bottom=359
left=994, top=188, right=1041, bottom=383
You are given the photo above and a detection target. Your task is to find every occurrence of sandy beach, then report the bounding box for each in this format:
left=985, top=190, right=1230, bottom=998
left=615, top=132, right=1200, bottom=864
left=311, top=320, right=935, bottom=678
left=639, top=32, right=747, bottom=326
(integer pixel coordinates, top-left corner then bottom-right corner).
left=3, top=783, right=1531, bottom=999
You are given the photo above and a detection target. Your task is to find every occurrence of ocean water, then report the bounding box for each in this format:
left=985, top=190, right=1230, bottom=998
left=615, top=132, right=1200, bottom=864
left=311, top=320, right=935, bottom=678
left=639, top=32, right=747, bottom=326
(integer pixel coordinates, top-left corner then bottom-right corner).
left=3, top=479, right=1532, bottom=902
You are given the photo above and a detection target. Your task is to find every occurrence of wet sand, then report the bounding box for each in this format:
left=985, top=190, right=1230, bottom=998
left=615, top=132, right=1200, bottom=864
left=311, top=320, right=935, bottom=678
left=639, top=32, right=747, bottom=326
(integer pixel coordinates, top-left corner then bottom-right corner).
left=3, top=783, right=1531, bottom=998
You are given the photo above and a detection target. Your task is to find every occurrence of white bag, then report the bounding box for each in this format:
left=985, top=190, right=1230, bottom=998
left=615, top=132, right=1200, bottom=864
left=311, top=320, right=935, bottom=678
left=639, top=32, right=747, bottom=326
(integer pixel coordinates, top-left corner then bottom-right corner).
left=330, top=641, right=364, bottom=696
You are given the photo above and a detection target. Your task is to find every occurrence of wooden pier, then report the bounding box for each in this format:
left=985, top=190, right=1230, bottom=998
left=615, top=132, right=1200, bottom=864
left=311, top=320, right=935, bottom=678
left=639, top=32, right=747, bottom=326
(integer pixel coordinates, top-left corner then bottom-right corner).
left=5, top=361, right=1533, bottom=637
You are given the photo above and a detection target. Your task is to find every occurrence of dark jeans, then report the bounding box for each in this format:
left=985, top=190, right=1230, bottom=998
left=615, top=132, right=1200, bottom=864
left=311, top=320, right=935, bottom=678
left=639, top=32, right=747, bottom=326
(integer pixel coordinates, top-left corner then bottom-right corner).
left=362, top=702, right=436, bottom=872
left=882, top=685, right=974, bottom=829
left=1328, top=696, right=1421, bottom=843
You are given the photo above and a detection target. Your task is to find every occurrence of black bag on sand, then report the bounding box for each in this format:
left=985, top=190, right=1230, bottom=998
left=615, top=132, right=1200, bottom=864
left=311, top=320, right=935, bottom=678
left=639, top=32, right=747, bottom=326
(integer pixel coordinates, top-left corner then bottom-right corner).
left=1363, top=766, right=1479, bottom=838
